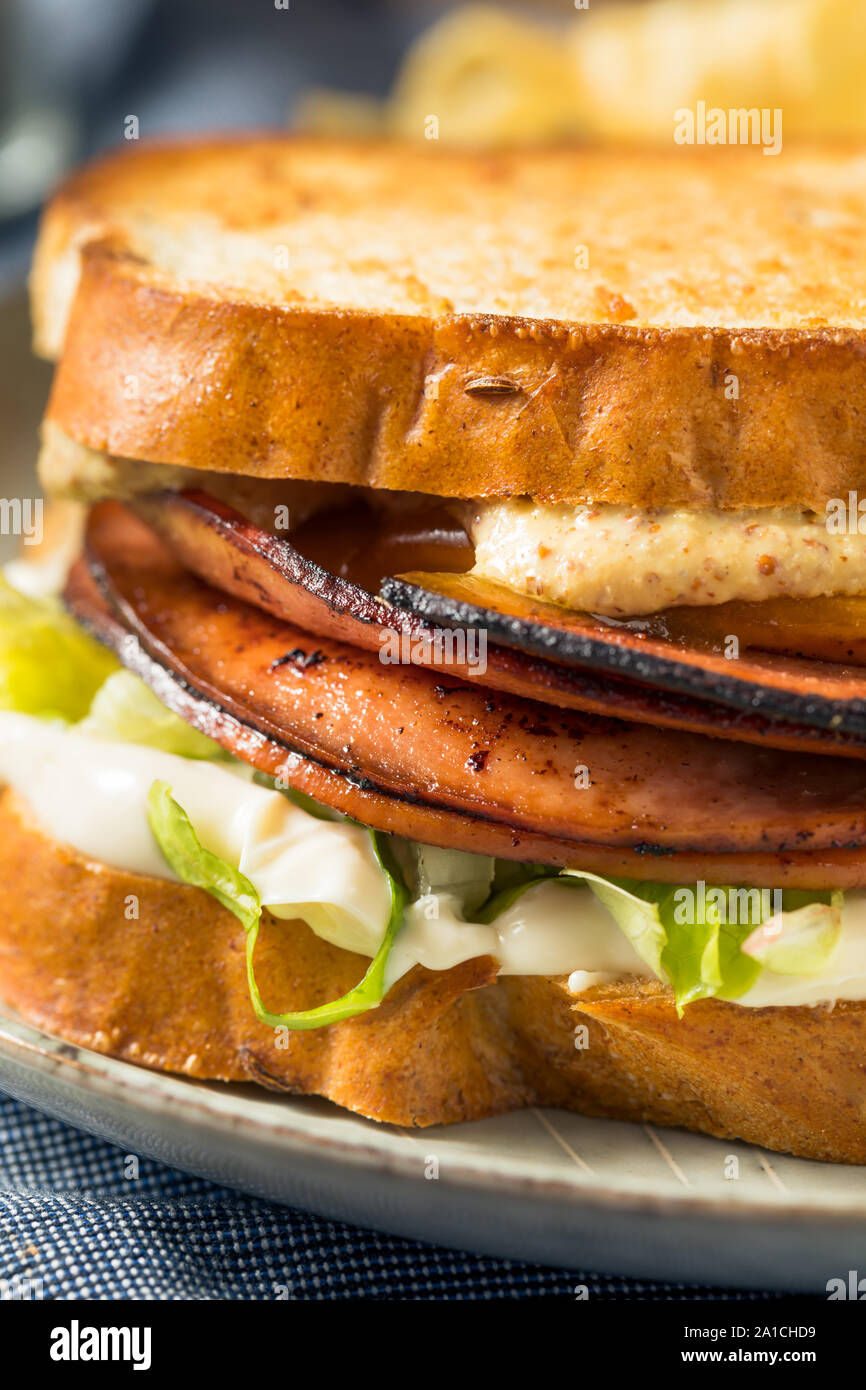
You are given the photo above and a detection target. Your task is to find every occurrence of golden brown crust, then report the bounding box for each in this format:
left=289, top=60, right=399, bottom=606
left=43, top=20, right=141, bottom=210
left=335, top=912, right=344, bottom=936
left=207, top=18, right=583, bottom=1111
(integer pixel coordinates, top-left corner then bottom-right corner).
left=568, top=981, right=866, bottom=1164
left=32, top=136, right=866, bottom=509
left=2, top=786, right=866, bottom=1162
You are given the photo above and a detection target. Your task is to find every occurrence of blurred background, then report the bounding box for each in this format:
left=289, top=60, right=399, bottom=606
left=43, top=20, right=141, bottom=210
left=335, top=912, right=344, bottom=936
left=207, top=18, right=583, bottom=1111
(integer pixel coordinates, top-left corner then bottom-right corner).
left=3, top=0, right=866, bottom=283
left=1, top=0, right=865, bottom=556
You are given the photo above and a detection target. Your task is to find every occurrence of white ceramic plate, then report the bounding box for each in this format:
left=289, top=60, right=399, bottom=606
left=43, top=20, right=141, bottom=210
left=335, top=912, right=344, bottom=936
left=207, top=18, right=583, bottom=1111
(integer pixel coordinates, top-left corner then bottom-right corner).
left=2, top=1005, right=866, bottom=1292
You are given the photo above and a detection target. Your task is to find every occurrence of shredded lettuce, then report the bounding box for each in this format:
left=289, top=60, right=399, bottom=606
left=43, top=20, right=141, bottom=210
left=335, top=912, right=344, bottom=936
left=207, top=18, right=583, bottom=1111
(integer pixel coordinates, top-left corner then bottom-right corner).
left=742, top=891, right=842, bottom=975
left=0, top=573, right=118, bottom=720
left=245, top=829, right=409, bottom=1030
left=139, top=778, right=855, bottom=1020
left=576, top=875, right=761, bottom=1011
left=0, top=575, right=228, bottom=757
left=475, top=868, right=722, bottom=1006
left=146, top=779, right=408, bottom=1030
left=563, top=873, right=842, bottom=1012
left=477, top=866, right=842, bottom=1013
left=81, top=670, right=227, bottom=759
left=475, top=868, right=562, bottom=924
left=146, top=779, right=260, bottom=928
left=410, top=843, right=495, bottom=915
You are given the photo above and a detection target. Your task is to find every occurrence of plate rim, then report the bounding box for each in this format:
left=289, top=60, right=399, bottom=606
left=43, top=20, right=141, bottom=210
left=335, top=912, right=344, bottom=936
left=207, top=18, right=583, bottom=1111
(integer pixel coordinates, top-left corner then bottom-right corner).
left=3, top=1010, right=866, bottom=1232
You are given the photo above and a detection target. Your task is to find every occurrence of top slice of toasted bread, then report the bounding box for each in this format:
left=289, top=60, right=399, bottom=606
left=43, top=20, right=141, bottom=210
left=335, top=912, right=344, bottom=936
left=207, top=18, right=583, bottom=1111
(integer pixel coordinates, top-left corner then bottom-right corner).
left=31, top=136, right=866, bottom=508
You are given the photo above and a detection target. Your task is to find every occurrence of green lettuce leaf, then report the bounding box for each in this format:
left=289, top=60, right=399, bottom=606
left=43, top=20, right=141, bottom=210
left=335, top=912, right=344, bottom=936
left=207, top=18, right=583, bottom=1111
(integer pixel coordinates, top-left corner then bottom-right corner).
left=0, top=573, right=118, bottom=720
left=411, top=843, right=495, bottom=915
left=484, top=866, right=840, bottom=1013
left=566, top=873, right=841, bottom=1012
left=146, top=779, right=408, bottom=1030
left=741, top=891, right=843, bottom=975
left=144, top=776, right=843, bottom=1024
left=81, top=670, right=227, bottom=759
left=475, top=867, right=565, bottom=924
left=592, top=877, right=762, bottom=1011
left=146, top=779, right=260, bottom=928
left=245, top=828, right=409, bottom=1030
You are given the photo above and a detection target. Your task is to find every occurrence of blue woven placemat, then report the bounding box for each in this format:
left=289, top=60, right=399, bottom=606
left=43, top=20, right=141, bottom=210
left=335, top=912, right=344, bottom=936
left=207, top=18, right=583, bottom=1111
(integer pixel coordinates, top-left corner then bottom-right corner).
left=0, top=1092, right=790, bottom=1300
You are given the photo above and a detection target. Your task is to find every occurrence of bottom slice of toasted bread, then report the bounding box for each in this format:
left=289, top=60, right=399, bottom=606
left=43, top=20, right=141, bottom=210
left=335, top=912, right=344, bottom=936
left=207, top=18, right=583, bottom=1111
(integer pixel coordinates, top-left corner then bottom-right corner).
left=0, top=785, right=864, bottom=1162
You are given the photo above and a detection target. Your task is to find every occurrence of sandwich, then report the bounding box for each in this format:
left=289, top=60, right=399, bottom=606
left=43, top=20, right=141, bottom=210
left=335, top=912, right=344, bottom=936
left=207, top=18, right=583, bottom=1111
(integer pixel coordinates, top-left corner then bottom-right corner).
left=4, top=136, right=866, bottom=1161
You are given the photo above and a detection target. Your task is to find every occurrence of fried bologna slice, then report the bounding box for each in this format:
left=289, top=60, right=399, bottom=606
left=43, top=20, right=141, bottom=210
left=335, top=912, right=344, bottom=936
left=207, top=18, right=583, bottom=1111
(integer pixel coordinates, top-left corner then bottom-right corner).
left=63, top=559, right=866, bottom=889
left=32, top=138, right=866, bottom=510
left=132, top=487, right=866, bottom=761
left=384, top=571, right=866, bottom=737
left=80, top=501, right=866, bottom=856
left=2, top=784, right=866, bottom=1162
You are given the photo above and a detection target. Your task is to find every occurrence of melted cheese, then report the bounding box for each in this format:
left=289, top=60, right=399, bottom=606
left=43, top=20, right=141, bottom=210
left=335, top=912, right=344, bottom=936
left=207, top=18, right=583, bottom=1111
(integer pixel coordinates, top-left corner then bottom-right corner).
left=468, top=499, right=866, bottom=617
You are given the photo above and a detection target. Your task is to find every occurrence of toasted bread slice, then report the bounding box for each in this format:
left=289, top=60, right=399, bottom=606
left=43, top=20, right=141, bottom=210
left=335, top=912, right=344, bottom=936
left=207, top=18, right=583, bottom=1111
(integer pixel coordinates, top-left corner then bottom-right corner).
left=2, top=784, right=866, bottom=1163
left=32, top=136, right=866, bottom=509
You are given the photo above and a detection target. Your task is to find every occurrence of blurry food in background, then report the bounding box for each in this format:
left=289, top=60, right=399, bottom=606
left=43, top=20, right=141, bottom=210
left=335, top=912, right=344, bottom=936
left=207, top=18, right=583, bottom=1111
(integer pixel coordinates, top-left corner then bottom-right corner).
left=573, top=0, right=866, bottom=142
left=298, top=5, right=581, bottom=143
left=298, top=0, right=866, bottom=144
left=388, top=5, right=583, bottom=144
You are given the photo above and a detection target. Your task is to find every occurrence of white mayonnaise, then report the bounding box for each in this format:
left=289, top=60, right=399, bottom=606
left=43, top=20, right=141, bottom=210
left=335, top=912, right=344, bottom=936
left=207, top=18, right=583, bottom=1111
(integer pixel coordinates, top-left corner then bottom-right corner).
left=384, top=884, right=648, bottom=989
left=0, top=711, right=391, bottom=958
